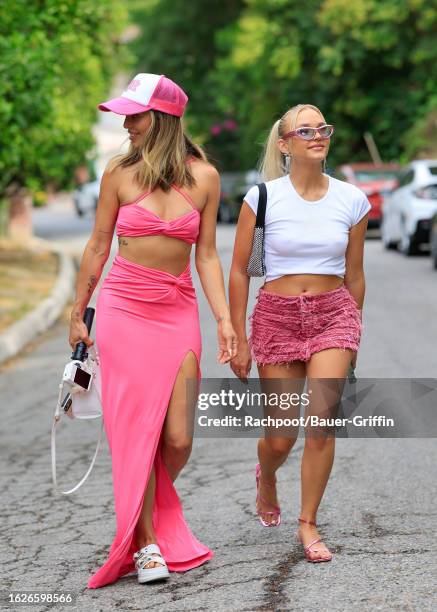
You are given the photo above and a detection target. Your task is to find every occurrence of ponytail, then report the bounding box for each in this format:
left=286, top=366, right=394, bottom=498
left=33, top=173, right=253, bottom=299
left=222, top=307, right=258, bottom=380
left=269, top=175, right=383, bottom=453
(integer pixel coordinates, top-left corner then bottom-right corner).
left=258, top=119, right=286, bottom=181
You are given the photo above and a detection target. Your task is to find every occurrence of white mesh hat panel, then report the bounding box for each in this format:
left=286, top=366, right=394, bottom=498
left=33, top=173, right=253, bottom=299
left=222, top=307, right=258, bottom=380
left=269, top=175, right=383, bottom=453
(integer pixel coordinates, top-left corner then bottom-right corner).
left=121, top=74, right=162, bottom=104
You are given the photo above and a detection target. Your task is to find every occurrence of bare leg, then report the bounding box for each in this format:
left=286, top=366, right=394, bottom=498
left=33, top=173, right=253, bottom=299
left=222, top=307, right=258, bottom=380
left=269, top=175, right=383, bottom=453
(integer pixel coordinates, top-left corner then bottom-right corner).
left=256, top=361, right=306, bottom=525
left=298, top=347, right=352, bottom=560
left=133, top=350, right=199, bottom=568
left=161, top=350, right=199, bottom=481
left=133, top=467, right=160, bottom=567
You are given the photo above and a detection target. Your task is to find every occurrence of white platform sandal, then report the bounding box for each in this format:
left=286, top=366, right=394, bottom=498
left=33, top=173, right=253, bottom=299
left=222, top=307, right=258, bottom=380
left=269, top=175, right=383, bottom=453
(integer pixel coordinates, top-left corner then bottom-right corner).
left=133, top=544, right=170, bottom=584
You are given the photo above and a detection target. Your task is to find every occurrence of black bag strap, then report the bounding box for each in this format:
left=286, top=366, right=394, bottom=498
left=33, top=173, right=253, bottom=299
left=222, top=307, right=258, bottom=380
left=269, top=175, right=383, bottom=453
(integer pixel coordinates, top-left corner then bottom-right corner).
left=255, top=183, right=267, bottom=228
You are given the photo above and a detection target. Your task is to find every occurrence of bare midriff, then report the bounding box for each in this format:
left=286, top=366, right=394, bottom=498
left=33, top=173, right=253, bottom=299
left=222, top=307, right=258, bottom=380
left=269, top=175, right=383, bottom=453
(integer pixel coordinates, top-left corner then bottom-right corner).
left=115, top=161, right=203, bottom=276
left=261, top=274, right=344, bottom=296
left=117, top=234, right=193, bottom=276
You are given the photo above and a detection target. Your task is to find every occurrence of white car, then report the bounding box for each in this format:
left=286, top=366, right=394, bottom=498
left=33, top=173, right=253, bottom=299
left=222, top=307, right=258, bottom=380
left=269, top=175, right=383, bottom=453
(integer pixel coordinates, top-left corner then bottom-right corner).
left=73, top=179, right=101, bottom=216
left=381, top=160, right=437, bottom=255
left=73, top=161, right=104, bottom=217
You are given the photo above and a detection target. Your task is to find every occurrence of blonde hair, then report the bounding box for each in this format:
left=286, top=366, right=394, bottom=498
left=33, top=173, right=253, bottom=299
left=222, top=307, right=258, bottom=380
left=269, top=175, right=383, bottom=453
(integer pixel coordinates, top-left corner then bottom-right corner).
left=258, top=104, right=326, bottom=181
left=107, top=110, right=208, bottom=191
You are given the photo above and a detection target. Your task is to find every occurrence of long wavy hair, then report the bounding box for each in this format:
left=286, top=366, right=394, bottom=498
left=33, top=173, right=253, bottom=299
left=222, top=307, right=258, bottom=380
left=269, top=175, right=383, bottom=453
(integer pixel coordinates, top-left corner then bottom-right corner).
left=258, top=104, right=326, bottom=181
left=106, top=110, right=208, bottom=191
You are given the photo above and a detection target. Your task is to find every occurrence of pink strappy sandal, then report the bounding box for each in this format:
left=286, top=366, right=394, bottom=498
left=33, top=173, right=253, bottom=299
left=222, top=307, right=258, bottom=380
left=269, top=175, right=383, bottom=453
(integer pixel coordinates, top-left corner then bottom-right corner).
left=255, top=463, right=281, bottom=527
left=295, top=517, right=333, bottom=562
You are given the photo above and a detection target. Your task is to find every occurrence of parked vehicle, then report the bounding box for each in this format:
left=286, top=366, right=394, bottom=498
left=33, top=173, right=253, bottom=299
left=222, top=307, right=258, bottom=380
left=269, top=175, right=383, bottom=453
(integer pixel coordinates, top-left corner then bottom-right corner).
left=228, top=169, right=263, bottom=220
left=217, top=170, right=262, bottom=223
left=73, top=181, right=101, bottom=217
left=380, top=160, right=437, bottom=255
left=73, top=165, right=248, bottom=223
left=336, top=163, right=403, bottom=228
left=72, top=161, right=102, bottom=217
left=218, top=172, right=245, bottom=223
left=429, top=210, right=437, bottom=269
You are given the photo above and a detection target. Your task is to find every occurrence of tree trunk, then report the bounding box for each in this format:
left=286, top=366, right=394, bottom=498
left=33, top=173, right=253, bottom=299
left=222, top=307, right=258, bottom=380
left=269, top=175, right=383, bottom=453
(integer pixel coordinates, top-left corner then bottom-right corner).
left=8, top=188, right=33, bottom=241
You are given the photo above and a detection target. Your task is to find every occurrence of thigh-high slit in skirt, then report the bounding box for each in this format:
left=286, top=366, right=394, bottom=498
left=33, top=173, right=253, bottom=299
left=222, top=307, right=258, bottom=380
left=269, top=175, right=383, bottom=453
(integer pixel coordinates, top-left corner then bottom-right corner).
left=87, top=253, right=213, bottom=589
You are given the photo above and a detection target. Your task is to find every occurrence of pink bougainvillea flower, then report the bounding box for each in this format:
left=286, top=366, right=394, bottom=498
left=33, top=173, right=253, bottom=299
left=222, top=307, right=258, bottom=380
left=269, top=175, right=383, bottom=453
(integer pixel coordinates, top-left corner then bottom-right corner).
left=224, top=120, right=238, bottom=131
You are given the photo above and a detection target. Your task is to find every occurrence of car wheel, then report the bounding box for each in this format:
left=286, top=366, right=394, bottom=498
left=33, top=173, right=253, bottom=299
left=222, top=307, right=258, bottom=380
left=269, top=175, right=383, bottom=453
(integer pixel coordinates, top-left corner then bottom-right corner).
left=382, top=234, right=398, bottom=250
left=399, top=218, right=420, bottom=256
left=400, top=230, right=420, bottom=256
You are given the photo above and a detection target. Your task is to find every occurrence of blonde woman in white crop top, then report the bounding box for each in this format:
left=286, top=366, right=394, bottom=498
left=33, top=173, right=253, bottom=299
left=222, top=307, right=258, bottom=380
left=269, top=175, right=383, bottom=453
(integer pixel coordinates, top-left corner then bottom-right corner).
left=229, top=104, right=371, bottom=562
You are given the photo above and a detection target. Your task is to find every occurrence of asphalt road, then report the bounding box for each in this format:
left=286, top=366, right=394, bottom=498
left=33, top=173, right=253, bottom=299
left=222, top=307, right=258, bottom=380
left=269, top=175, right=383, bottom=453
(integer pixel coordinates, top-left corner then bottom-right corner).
left=0, top=206, right=436, bottom=612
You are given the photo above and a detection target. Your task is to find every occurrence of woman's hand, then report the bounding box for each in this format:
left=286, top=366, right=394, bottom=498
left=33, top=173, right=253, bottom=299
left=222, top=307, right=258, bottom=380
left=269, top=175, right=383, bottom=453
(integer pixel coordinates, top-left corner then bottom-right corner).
left=350, top=350, right=357, bottom=369
left=230, top=338, right=252, bottom=382
left=217, top=317, right=238, bottom=364
left=69, top=316, right=94, bottom=351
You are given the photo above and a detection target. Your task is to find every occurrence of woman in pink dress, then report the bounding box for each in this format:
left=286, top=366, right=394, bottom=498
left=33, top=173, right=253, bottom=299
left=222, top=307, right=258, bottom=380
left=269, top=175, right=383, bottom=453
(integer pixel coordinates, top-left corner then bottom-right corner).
left=68, top=73, right=237, bottom=588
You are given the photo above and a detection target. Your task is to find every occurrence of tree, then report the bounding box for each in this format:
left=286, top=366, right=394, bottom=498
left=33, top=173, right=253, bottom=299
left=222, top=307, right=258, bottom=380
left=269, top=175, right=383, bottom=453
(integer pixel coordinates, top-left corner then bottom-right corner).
left=212, top=0, right=437, bottom=167
left=129, top=0, right=245, bottom=169
left=0, top=0, right=131, bottom=198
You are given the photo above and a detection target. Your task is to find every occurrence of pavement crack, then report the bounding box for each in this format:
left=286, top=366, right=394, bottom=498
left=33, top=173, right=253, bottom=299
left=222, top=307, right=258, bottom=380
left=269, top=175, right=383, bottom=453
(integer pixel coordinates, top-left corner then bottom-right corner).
left=255, top=549, right=300, bottom=612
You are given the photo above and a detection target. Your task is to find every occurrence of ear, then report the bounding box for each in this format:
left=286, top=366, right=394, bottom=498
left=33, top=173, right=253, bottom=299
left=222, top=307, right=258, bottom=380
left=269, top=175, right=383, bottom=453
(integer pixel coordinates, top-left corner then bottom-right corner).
left=277, top=138, right=290, bottom=156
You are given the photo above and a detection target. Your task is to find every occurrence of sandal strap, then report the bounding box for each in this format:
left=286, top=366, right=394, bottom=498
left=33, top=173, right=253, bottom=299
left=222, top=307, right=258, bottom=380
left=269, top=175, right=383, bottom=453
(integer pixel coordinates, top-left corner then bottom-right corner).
left=258, top=508, right=280, bottom=517
left=298, top=517, right=317, bottom=526
left=134, top=545, right=166, bottom=568
left=134, top=543, right=161, bottom=556
left=255, top=466, right=277, bottom=489
left=257, top=494, right=280, bottom=512
left=135, top=553, right=166, bottom=568
left=304, top=538, right=322, bottom=552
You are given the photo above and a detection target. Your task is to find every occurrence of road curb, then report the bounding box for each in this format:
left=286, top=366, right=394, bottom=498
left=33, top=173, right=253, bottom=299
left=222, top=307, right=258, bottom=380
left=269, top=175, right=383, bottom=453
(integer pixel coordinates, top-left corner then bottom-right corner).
left=0, top=237, right=77, bottom=366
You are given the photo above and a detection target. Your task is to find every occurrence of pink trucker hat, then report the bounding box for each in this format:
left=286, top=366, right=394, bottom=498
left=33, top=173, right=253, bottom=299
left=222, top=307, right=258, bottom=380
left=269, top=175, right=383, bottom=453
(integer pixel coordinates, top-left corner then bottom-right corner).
left=98, top=73, right=188, bottom=117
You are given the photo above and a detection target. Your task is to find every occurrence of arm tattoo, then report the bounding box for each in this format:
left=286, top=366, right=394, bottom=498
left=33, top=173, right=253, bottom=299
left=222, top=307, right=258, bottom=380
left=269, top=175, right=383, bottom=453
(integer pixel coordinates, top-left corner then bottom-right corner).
left=87, top=275, right=97, bottom=295
left=90, top=244, right=105, bottom=256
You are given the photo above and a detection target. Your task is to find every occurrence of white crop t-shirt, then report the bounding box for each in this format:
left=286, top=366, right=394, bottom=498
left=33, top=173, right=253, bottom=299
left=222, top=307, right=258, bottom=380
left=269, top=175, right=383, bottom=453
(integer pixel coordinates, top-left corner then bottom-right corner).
left=243, top=174, right=372, bottom=282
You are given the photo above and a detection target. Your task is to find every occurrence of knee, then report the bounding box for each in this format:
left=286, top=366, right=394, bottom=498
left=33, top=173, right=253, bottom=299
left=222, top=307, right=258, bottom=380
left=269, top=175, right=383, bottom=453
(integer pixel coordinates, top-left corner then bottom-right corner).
left=304, top=434, right=334, bottom=452
left=264, top=437, right=294, bottom=457
left=164, top=436, right=193, bottom=457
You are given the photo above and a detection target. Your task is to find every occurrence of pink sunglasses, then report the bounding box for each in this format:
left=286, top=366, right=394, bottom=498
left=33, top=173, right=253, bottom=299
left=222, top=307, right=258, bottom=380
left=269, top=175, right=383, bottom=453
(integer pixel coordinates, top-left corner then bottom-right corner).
left=283, top=124, right=334, bottom=141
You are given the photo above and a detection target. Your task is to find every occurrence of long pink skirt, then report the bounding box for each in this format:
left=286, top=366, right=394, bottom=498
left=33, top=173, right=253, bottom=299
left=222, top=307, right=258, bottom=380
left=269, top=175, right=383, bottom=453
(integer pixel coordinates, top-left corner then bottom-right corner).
left=87, top=253, right=213, bottom=589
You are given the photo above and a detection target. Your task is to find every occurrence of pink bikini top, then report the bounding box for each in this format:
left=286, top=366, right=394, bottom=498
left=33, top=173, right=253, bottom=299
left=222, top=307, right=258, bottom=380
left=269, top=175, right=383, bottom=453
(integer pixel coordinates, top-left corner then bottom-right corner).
left=116, top=184, right=200, bottom=244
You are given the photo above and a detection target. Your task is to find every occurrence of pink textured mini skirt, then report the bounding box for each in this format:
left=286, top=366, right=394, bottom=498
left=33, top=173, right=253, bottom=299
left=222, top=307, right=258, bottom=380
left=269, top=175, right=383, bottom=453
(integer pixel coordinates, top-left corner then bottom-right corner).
left=248, top=285, right=362, bottom=366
